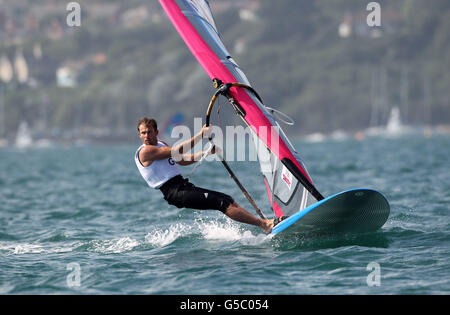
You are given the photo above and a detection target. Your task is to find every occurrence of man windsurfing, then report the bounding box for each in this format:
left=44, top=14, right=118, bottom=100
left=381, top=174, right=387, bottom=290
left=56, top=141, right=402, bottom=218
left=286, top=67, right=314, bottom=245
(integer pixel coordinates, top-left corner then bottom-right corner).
left=135, top=117, right=275, bottom=234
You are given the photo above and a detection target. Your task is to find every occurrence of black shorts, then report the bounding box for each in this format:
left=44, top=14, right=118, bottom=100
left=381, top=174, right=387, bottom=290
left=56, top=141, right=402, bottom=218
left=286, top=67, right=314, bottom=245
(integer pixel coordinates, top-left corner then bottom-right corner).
left=159, top=175, right=234, bottom=213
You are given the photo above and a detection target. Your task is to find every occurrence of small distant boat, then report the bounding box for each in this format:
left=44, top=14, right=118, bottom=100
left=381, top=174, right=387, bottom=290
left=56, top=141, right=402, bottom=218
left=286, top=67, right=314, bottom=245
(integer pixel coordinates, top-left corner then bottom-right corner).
left=329, top=129, right=349, bottom=141
left=303, top=132, right=326, bottom=143
left=15, top=121, right=33, bottom=149
left=365, top=106, right=412, bottom=138
left=386, top=106, right=402, bottom=134
left=384, top=106, right=415, bottom=137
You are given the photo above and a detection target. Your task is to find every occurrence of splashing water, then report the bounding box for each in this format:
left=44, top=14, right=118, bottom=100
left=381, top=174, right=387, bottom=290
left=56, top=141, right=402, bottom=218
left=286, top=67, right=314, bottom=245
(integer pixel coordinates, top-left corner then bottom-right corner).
left=195, top=218, right=269, bottom=246
left=89, top=237, right=140, bottom=254
left=143, top=219, right=270, bottom=248
left=145, top=223, right=191, bottom=247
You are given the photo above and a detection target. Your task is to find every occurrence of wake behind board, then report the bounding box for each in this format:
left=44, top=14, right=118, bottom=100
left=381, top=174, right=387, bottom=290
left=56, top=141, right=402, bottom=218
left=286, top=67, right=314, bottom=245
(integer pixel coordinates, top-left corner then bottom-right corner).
left=270, top=189, right=390, bottom=236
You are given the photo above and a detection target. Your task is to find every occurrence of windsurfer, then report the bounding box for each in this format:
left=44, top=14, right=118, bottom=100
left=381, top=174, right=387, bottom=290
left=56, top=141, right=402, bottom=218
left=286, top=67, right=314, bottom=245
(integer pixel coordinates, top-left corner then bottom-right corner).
left=135, top=117, right=275, bottom=234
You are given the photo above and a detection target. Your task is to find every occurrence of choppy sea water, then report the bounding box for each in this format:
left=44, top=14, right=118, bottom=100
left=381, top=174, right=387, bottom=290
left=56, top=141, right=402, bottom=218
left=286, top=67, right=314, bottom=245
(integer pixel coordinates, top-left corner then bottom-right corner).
left=0, top=134, right=449, bottom=295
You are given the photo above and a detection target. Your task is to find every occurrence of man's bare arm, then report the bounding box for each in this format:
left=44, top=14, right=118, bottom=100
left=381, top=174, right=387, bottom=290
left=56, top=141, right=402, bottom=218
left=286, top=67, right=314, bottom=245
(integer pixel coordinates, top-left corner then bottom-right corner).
left=139, top=145, right=172, bottom=167
left=140, top=126, right=213, bottom=166
left=176, top=150, right=207, bottom=166
left=172, top=125, right=211, bottom=155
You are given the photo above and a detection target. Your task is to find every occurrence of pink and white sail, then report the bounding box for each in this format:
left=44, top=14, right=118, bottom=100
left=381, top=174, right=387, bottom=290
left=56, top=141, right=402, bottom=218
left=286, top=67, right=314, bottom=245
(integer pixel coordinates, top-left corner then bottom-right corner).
left=159, top=0, right=324, bottom=217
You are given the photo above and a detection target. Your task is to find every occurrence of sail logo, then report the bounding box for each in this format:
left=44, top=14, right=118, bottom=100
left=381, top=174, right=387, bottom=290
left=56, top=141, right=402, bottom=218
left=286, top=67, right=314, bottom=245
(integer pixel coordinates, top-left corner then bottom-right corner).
left=281, top=166, right=293, bottom=190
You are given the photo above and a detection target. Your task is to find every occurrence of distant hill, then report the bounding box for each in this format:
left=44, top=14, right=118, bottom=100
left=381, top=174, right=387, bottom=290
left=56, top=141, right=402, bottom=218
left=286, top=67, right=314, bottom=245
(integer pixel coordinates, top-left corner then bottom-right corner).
left=0, top=0, right=449, bottom=140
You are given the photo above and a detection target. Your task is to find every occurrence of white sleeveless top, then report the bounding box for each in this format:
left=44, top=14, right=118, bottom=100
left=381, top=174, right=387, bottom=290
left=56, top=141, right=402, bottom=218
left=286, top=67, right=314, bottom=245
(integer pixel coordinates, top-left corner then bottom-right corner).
left=135, top=142, right=181, bottom=189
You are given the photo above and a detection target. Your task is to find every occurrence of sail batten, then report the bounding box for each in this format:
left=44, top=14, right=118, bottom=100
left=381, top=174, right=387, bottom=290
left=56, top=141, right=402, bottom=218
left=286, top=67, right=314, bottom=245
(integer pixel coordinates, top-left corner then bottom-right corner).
left=159, top=0, right=323, bottom=217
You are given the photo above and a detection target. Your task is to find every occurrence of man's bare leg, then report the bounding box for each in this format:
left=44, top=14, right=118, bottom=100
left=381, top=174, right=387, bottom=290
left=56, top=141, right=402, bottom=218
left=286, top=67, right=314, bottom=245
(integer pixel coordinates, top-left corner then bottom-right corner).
left=223, top=202, right=274, bottom=234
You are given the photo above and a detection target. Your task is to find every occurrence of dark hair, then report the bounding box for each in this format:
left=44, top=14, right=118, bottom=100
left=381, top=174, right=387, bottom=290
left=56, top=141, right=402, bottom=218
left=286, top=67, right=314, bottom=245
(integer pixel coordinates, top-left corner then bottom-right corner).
left=137, top=117, right=157, bottom=131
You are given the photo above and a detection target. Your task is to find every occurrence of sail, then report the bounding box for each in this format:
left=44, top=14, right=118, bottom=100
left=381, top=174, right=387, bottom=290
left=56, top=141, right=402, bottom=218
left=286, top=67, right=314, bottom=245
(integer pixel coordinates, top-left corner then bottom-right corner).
left=159, top=0, right=324, bottom=217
